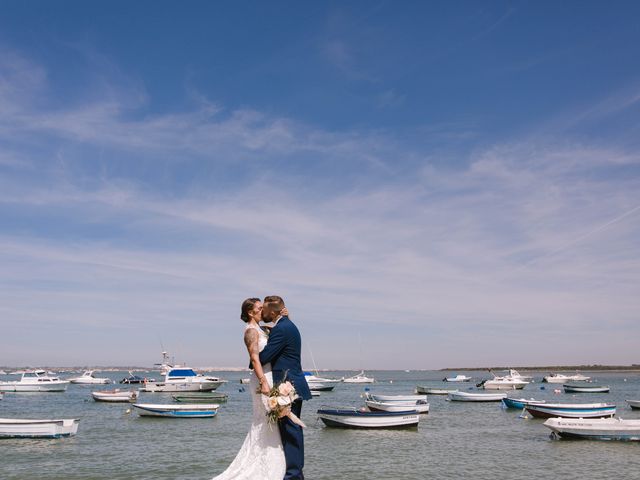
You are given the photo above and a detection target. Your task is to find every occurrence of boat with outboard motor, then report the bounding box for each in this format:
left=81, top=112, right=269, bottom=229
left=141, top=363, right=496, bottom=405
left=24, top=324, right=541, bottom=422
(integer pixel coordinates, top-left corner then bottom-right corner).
left=478, top=370, right=529, bottom=390
left=342, top=371, right=375, bottom=383
left=139, top=367, right=226, bottom=392
left=443, top=374, right=472, bottom=382
left=543, top=373, right=591, bottom=383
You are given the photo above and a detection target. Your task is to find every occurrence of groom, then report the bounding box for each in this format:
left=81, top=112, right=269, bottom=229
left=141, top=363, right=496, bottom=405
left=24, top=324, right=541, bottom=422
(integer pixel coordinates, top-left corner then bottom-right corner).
left=259, top=295, right=312, bottom=480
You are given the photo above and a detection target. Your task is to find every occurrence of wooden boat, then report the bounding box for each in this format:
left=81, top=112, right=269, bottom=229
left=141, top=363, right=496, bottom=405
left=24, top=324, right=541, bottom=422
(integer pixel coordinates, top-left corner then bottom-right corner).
left=91, top=389, right=137, bottom=402
left=132, top=403, right=219, bottom=418
left=365, top=398, right=429, bottom=414
left=525, top=402, right=616, bottom=419
left=448, top=391, right=507, bottom=402
left=416, top=386, right=458, bottom=395
left=563, top=383, right=610, bottom=393
left=627, top=399, right=640, bottom=410
left=368, top=393, right=427, bottom=403
left=501, top=397, right=545, bottom=409
left=317, top=408, right=419, bottom=428
left=172, top=392, right=228, bottom=403
left=0, top=418, right=79, bottom=438
left=544, top=417, right=640, bottom=441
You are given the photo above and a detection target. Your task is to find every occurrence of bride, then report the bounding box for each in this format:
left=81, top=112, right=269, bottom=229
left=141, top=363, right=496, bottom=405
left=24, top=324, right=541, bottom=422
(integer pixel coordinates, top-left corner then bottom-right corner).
left=212, top=298, right=286, bottom=479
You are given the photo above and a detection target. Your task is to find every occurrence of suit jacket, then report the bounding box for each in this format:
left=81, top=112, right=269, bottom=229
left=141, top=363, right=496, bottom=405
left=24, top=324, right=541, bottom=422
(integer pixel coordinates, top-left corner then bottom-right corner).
left=259, top=316, right=312, bottom=401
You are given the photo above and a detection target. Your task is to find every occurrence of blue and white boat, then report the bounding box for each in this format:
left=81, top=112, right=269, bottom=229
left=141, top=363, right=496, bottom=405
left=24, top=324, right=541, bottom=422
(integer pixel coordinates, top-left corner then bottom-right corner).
left=139, top=367, right=227, bottom=392
left=544, top=417, right=640, bottom=441
left=132, top=403, right=219, bottom=418
left=525, top=402, right=616, bottom=419
left=317, top=408, right=419, bottom=428
left=502, top=397, right=545, bottom=409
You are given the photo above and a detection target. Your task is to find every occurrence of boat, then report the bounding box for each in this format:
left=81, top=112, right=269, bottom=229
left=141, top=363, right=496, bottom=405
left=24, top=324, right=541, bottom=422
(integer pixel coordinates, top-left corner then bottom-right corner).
left=0, top=418, right=79, bottom=438
left=342, top=371, right=375, bottom=384
left=364, top=394, right=429, bottom=414
left=544, top=417, right=640, bottom=441
left=120, top=371, right=153, bottom=384
left=563, top=383, right=610, bottom=393
left=501, top=397, right=545, bottom=409
left=132, top=403, right=219, bottom=418
left=543, top=373, right=591, bottom=383
left=0, top=370, right=69, bottom=392
left=443, top=374, right=472, bottom=382
left=69, top=370, right=111, bottom=385
left=304, top=372, right=338, bottom=391
left=367, top=393, right=427, bottom=403
left=91, top=389, right=138, bottom=402
left=447, top=391, right=507, bottom=402
left=416, top=386, right=458, bottom=395
left=524, top=402, right=616, bottom=419
left=0, top=370, right=6, bottom=375
left=139, top=367, right=227, bottom=392
left=172, top=392, right=228, bottom=403
left=478, top=370, right=529, bottom=390
left=317, top=408, right=419, bottom=428
left=627, top=400, right=640, bottom=410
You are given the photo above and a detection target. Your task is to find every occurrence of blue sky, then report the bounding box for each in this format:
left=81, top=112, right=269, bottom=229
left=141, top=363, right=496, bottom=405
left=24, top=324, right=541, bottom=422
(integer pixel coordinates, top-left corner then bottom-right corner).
left=1, top=1, right=640, bottom=369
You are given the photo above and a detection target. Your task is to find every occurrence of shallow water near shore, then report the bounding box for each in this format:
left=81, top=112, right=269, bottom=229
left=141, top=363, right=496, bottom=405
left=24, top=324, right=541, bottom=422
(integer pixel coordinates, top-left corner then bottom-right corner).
left=2, top=370, right=640, bottom=480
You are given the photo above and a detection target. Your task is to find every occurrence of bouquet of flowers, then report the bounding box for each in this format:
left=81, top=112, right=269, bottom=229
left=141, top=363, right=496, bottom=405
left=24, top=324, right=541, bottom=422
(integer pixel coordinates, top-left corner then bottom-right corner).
left=262, top=380, right=306, bottom=428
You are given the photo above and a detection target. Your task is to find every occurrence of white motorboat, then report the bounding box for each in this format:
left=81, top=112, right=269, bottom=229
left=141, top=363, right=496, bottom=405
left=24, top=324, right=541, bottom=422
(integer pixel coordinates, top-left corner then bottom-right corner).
left=544, top=417, right=640, bottom=441
left=0, top=370, right=69, bottom=392
left=132, top=403, right=219, bottom=418
left=563, top=383, right=610, bottom=393
left=479, top=370, right=529, bottom=390
left=368, top=393, right=427, bottom=403
left=416, top=386, right=458, bottom=395
left=627, top=399, right=640, bottom=409
left=91, top=389, right=137, bottom=402
left=304, top=372, right=339, bottom=391
left=317, top=408, right=420, bottom=428
left=0, top=418, right=79, bottom=438
left=69, top=370, right=112, bottom=385
left=139, top=367, right=227, bottom=392
left=443, top=374, right=473, bottom=382
left=448, top=391, right=507, bottom=402
left=0, top=370, right=6, bottom=375
left=543, top=373, right=591, bottom=383
left=525, top=402, right=616, bottom=419
left=342, top=371, right=375, bottom=384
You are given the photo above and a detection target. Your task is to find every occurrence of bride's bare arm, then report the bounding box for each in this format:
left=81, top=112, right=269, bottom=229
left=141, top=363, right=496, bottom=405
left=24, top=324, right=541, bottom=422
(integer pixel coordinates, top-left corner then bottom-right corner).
left=244, top=328, right=271, bottom=395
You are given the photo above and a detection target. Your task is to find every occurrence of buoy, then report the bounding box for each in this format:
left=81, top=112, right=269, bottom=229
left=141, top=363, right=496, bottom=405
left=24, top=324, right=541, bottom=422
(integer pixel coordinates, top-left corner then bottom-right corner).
left=364, top=387, right=370, bottom=392
left=390, top=380, right=393, bottom=383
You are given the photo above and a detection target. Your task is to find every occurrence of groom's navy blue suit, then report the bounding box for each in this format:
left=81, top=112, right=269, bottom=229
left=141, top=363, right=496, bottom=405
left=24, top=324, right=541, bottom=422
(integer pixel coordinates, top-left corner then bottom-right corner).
left=259, top=316, right=311, bottom=480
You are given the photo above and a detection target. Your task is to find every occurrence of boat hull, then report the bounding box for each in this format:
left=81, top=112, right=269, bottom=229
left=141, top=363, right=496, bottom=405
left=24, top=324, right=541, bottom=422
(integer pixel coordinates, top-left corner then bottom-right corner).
left=482, top=381, right=528, bottom=390
left=91, top=390, right=137, bottom=402
left=139, top=380, right=224, bottom=392
left=365, top=400, right=429, bottom=414
left=369, top=394, right=427, bottom=402
left=0, top=382, right=69, bottom=392
left=172, top=393, right=228, bottom=403
left=0, top=418, right=79, bottom=438
left=525, top=403, right=616, bottom=419
left=544, top=418, right=640, bottom=441
left=448, top=391, right=507, bottom=402
left=502, top=398, right=545, bottom=409
left=132, top=403, right=219, bottom=418
left=317, top=409, right=419, bottom=428
left=627, top=400, right=640, bottom=409
left=416, top=386, right=457, bottom=395
left=563, top=384, right=610, bottom=393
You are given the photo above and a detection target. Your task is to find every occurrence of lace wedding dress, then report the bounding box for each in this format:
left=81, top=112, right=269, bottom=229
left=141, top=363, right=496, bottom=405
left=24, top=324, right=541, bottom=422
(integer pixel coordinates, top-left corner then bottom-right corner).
left=212, top=324, right=286, bottom=480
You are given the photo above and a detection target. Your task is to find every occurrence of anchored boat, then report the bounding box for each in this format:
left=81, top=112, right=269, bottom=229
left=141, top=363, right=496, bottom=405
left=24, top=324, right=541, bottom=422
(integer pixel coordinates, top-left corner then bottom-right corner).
left=317, top=408, right=419, bottom=428
left=91, top=389, right=137, bottom=402
left=563, top=383, right=610, bottom=393
left=139, top=367, right=226, bottom=393
left=132, top=403, right=220, bottom=418
left=0, top=418, right=79, bottom=438
left=544, top=417, right=640, bottom=441
left=525, top=402, right=616, bottom=419
left=69, top=371, right=111, bottom=385
left=0, top=370, right=69, bottom=392
left=448, top=391, right=507, bottom=402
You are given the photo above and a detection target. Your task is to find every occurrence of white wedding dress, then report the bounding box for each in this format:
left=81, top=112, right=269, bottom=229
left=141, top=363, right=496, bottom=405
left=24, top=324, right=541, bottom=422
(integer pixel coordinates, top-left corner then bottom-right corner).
left=213, top=324, right=286, bottom=480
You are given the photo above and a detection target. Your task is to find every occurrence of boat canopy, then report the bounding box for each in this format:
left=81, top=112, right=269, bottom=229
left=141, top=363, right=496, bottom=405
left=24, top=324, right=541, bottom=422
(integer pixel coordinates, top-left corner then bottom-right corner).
left=168, top=369, right=197, bottom=377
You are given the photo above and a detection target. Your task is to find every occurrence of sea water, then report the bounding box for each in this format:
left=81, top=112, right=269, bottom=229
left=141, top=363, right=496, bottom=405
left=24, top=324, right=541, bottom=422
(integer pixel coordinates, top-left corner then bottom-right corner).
left=2, top=370, right=639, bottom=480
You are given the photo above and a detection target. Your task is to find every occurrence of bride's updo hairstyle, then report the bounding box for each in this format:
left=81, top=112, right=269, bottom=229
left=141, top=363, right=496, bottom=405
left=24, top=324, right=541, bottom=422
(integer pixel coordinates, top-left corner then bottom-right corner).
left=240, top=297, right=261, bottom=323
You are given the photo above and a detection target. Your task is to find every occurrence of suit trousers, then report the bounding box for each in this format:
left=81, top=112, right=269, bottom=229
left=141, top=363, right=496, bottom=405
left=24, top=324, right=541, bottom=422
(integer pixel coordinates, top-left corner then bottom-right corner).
left=279, top=399, right=304, bottom=480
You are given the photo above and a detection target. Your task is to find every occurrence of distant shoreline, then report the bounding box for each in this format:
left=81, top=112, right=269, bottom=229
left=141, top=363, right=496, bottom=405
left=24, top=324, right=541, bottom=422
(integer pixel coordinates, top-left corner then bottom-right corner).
left=439, top=365, right=640, bottom=372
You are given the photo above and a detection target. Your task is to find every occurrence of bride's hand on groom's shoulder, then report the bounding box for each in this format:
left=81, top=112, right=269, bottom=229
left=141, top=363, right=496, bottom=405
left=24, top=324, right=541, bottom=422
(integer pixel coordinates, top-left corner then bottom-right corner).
left=281, top=307, right=289, bottom=317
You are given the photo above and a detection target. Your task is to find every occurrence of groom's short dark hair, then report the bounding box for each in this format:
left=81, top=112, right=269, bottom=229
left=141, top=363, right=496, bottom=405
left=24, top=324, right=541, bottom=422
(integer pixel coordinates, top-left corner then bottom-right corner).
left=264, top=295, right=285, bottom=312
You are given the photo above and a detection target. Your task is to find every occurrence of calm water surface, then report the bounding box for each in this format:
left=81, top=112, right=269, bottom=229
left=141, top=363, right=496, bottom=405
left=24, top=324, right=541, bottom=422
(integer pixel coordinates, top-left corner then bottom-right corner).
left=2, top=370, right=640, bottom=479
